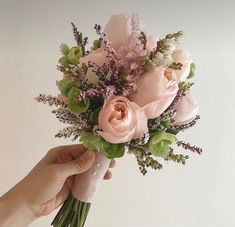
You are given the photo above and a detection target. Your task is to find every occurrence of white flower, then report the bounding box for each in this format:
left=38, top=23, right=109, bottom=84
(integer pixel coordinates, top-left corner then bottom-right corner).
left=152, top=52, right=172, bottom=66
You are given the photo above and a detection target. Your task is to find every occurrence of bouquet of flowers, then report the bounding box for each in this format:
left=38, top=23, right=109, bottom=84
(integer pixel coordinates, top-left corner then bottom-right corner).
left=35, top=14, right=202, bottom=227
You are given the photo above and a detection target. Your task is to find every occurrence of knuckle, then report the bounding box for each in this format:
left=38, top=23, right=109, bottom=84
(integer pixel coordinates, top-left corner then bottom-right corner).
left=48, top=145, right=66, bottom=155
left=73, top=158, right=84, bottom=170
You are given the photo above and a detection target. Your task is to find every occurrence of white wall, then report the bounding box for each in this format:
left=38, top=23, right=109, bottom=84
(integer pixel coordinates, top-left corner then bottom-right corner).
left=0, top=0, right=235, bottom=226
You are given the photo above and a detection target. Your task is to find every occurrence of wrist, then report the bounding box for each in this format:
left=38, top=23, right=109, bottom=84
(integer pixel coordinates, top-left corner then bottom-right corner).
left=0, top=189, right=36, bottom=227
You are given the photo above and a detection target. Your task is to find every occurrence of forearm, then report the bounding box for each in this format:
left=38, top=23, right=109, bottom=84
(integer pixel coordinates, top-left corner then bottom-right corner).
left=0, top=188, right=35, bottom=227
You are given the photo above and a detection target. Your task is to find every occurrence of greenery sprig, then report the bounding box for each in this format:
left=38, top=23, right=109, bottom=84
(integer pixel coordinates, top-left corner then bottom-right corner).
left=158, top=31, right=183, bottom=53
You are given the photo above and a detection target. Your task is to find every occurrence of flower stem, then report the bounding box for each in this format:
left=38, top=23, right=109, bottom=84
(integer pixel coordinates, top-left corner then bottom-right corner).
left=51, top=194, right=73, bottom=226
left=56, top=195, right=75, bottom=227
left=51, top=196, right=91, bottom=227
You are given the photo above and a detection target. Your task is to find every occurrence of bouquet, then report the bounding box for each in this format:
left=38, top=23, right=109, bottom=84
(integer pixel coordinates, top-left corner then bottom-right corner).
left=35, top=14, right=202, bottom=227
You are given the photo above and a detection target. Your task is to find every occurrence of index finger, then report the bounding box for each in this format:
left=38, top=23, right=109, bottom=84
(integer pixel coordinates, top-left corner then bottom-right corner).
left=39, top=144, right=87, bottom=167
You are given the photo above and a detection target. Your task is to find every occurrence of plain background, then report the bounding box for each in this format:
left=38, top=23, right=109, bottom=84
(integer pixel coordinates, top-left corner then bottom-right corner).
left=0, top=0, right=235, bottom=226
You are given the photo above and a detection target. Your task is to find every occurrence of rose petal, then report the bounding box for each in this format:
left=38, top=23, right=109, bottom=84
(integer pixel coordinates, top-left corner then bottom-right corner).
left=142, top=82, right=178, bottom=119
left=80, top=48, right=107, bottom=84
left=172, top=49, right=191, bottom=81
left=97, top=128, right=136, bottom=144
left=174, top=91, right=199, bottom=124
left=104, top=14, right=130, bottom=50
left=129, top=101, right=148, bottom=138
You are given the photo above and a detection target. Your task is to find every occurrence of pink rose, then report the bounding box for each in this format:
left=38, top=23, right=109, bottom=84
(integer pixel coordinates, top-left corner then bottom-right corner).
left=98, top=96, right=148, bottom=144
left=104, top=15, right=156, bottom=52
left=104, top=14, right=130, bottom=50
left=146, top=35, right=156, bottom=52
left=174, top=91, right=199, bottom=124
left=172, top=49, right=192, bottom=81
left=80, top=49, right=106, bottom=84
left=129, top=66, right=178, bottom=119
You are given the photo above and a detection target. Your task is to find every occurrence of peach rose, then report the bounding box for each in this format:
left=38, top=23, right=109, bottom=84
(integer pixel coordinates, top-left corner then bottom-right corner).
left=172, top=49, right=192, bottom=81
left=80, top=48, right=107, bottom=84
left=98, top=96, right=148, bottom=144
left=129, top=66, right=178, bottom=119
left=174, top=90, right=199, bottom=124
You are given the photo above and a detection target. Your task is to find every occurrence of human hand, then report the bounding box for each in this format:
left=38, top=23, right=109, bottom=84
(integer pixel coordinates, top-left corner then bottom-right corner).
left=0, top=144, right=115, bottom=226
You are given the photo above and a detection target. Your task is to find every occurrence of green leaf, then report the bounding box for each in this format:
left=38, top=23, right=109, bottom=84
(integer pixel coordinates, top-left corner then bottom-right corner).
left=187, top=63, right=196, bottom=79
left=149, top=131, right=176, bottom=157
left=80, top=132, right=125, bottom=159
left=90, top=107, right=101, bottom=125
left=58, top=56, right=70, bottom=67
left=161, top=119, right=171, bottom=128
left=80, top=132, right=104, bottom=151
left=60, top=43, right=70, bottom=56
left=68, top=87, right=90, bottom=114
left=67, top=47, right=81, bottom=65
left=93, top=39, right=101, bottom=50
left=58, top=79, right=76, bottom=97
left=104, top=143, right=125, bottom=159
left=165, top=128, right=180, bottom=135
left=151, top=140, right=171, bottom=157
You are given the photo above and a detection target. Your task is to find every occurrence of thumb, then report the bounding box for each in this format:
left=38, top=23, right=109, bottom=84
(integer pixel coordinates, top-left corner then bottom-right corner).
left=59, top=150, right=96, bottom=178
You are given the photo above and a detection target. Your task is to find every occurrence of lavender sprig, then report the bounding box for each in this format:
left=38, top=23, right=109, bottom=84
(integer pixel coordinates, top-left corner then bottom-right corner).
left=176, top=140, right=203, bottom=154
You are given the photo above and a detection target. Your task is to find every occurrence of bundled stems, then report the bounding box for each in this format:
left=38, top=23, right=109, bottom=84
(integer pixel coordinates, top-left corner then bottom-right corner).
left=51, top=194, right=91, bottom=227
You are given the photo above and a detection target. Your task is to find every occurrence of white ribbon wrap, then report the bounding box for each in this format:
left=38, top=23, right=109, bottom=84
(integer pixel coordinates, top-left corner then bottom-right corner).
left=71, top=152, right=111, bottom=203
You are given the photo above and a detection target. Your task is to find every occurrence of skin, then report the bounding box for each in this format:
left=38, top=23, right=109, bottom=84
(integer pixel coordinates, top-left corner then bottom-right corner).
left=0, top=144, right=115, bottom=227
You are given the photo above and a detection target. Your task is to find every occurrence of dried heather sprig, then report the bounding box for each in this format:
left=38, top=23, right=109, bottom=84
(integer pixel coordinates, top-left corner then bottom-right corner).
left=165, top=148, right=189, bottom=165
left=170, top=115, right=201, bottom=131
left=57, top=64, right=86, bottom=80
left=52, top=108, right=85, bottom=126
left=128, top=140, right=162, bottom=175
left=55, top=126, right=84, bottom=141
left=35, top=94, right=68, bottom=108
left=135, top=151, right=163, bottom=175
left=131, top=14, right=141, bottom=33
left=77, top=87, right=103, bottom=101
left=56, top=64, right=92, bottom=92
left=166, top=89, right=185, bottom=112
left=88, top=61, right=110, bottom=83
left=94, top=24, right=116, bottom=65
left=71, top=22, right=88, bottom=56
left=176, top=140, right=203, bottom=155
left=77, top=85, right=116, bottom=101
left=148, top=110, right=175, bottom=130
